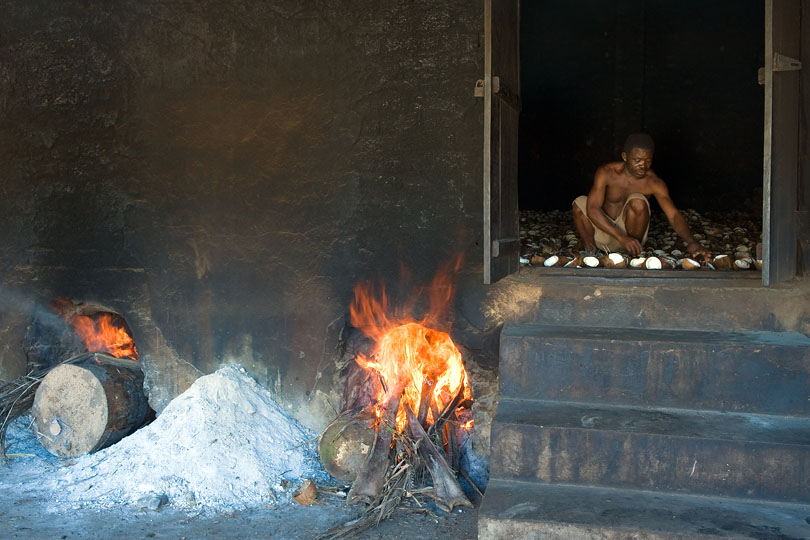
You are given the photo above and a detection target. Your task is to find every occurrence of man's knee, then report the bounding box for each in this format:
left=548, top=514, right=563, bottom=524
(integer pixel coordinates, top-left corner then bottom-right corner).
left=572, top=196, right=588, bottom=217
left=626, top=197, right=649, bottom=217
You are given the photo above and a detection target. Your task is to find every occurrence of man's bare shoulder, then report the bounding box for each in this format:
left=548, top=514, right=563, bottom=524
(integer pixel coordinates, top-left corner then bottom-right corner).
left=596, top=161, right=625, bottom=179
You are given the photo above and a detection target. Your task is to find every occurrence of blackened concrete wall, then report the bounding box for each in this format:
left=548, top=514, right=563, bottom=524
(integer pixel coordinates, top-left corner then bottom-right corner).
left=0, top=1, right=484, bottom=429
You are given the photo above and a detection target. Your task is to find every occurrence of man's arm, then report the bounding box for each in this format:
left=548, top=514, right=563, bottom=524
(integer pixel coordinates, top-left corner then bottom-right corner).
left=651, top=180, right=711, bottom=261
left=586, top=167, right=643, bottom=255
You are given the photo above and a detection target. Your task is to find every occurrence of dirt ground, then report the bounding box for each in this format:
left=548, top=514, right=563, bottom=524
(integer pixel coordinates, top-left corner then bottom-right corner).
left=1, top=459, right=479, bottom=540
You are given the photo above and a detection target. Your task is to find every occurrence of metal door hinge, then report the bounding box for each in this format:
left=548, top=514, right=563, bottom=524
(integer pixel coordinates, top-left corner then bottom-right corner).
left=758, top=53, right=802, bottom=85
left=774, top=53, right=802, bottom=72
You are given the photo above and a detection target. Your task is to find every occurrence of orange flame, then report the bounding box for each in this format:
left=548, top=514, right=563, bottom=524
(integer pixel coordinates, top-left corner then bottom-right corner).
left=70, top=313, right=139, bottom=360
left=350, top=256, right=471, bottom=432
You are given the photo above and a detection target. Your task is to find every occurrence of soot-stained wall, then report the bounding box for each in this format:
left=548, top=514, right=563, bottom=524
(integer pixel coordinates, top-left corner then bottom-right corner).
left=520, top=0, right=764, bottom=211
left=0, top=1, right=484, bottom=429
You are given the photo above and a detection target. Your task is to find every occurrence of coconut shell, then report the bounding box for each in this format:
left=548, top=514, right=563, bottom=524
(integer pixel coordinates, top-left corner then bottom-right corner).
left=530, top=255, right=546, bottom=266
left=293, top=479, right=318, bottom=506
left=660, top=256, right=676, bottom=269
left=645, top=257, right=662, bottom=270
left=543, top=255, right=559, bottom=267
left=712, top=254, right=732, bottom=270
left=566, top=255, right=583, bottom=267
left=629, top=257, right=646, bottom=268
left=734, top=258, right=751, bottom=270
left=582, top=256, right=599, bottom=268
left=606, top=252, right=626, bottom=268
left=682, top=258, right=700, bottom=270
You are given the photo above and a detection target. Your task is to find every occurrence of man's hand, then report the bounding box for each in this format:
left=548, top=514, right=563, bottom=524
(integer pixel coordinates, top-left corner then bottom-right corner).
left=620, top=235, right=643, bottom=257
left=686, top=241, right=711, bottom=261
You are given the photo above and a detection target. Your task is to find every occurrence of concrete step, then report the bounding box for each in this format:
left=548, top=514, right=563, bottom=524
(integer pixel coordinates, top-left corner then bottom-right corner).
left=478, top=479, right=810, bottom=540
left=490, top=398, right=810, bottom=504
left=499, top=323, right=810, bottom=415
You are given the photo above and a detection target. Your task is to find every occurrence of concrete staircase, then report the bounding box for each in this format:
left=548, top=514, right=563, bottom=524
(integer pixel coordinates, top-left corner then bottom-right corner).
left=478, top=322, right=810, bottom=539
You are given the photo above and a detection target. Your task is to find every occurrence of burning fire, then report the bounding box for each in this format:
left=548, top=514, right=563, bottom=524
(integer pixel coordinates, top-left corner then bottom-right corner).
left=350, top=258, right=472, bottom=432
left=69, top=313, right=139, bottom=360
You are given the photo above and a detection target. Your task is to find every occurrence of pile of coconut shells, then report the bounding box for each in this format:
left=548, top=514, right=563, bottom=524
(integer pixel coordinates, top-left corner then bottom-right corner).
left=520, top=208, right=762, bottom=272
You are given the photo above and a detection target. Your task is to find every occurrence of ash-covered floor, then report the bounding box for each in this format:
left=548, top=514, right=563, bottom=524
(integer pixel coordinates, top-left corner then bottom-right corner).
left=1, top=366, right=478, bottom=539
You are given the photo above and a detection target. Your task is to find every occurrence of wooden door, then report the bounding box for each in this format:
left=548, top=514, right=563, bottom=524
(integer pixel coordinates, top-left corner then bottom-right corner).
left=483, top=0, right=521, bottom=284
left=762, top=0, right=802, bottom=285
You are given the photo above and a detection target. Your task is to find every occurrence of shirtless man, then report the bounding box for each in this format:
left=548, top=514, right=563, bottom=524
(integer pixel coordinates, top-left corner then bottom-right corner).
left=572, top=133, right=711, bottom=260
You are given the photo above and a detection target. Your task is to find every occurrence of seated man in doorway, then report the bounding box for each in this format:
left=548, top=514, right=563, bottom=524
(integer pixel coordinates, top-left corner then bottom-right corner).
left=572, top=133, right=711, bottom=260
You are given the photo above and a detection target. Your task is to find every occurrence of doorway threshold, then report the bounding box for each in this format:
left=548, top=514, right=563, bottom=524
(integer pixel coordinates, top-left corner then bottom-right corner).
left=513, top=265, right=763, bottom=288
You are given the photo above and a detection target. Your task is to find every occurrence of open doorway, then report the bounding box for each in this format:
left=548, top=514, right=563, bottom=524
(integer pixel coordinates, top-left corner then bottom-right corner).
left=517, top=0, right=765, bottom=271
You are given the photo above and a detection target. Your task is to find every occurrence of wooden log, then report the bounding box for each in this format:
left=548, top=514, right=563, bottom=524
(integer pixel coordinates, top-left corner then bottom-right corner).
left=416, top=376, right=436, bottom=428
left=404, top=405, right=472, bottom=512
left=347, top=380, right=406, bottom=504
left=31, top=353, right=150, bottom=458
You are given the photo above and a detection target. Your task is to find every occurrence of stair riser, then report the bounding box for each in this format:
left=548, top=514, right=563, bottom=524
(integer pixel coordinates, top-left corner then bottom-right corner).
left=491, top=422, right=810, bottom=503
left=500, top=336, right=810, bottom=415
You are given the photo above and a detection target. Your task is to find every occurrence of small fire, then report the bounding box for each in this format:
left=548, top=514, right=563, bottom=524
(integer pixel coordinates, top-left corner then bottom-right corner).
left=69, top=313, right=139, bottom=360
left=350, top=257, right=472, bottom=432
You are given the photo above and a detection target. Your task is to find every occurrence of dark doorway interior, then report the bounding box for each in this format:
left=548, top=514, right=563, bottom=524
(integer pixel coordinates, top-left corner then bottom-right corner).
left=519, top=0, right=765, bottom=214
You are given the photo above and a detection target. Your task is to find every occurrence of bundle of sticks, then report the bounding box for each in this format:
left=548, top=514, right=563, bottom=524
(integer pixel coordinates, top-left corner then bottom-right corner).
left=318, top=376, right=475, bottom=540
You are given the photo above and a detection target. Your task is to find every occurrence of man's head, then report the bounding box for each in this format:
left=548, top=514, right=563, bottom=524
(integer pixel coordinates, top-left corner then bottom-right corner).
left=622, top=133, right=655, bottom=179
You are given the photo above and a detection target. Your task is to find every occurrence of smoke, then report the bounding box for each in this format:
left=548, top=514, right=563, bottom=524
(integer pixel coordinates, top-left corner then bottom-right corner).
left=0, top=285, right=69, bottom=333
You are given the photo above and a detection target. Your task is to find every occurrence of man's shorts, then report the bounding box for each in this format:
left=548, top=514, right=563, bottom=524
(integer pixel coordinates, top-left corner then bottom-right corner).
left=572, top=193, right=650, bottom=253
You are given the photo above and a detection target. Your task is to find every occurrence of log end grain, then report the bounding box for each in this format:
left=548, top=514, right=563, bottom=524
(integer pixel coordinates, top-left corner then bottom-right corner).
left=32, top=364, right=109, bottom=458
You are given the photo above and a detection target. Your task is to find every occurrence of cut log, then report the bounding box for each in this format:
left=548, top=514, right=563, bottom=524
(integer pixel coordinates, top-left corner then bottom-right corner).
left=404, top=405, right=472, bottom=512
left=347, top=380, right=406, bottom=504
left=31, top=353, right=150, bottom=458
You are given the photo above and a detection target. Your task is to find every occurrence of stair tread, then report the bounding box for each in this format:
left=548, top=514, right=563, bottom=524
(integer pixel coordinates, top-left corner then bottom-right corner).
left=501, top=323, right=810, bottom=347
left=479, top=480, right=810, bottom=540
left=494, top=398, right=810, bottom=446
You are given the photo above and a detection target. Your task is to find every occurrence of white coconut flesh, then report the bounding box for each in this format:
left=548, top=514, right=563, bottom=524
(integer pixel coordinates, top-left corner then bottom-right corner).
left=645, top=257, right=662, bottom=270
left=544, top=255, right=559, bottom=267
left=583, top=256, right=599, bottom=268
left=607, top=253, right=624, bottom=265
left=629, top=257, right=646, bottom=268
left=734, top=259, right=751, bottom=269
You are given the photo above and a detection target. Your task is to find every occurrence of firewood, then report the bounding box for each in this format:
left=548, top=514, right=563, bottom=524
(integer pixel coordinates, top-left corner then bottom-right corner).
left=404, top=405, right=472, bottom=512
left=347, top=380, right=406, bottom=504
left=31, top=353, right=149, bottom=458
left=416, top=376, right=436, bottom=428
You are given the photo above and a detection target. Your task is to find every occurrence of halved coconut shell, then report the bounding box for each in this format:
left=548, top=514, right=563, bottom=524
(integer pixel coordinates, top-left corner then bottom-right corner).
left=629, top=257, right=646, bottom=268
left=712, top=254, right=732, bottom=270
left=734, top=258, right=751, bottom=270
left=606, top=252, right=626, bottom=268
left=753, top=259, right=763, bottom=270
left=681, top=258, right=700, bottom=270
left=530, top=255, right=547, bottom=266
left=564, top=255, right=582, bottom=268
left=645, top=256, right=662, bottom=270
left=660, top=256, right=676, bottom=269
left=582, top=256, right=600, bottom=268
left=543, top=255, right=559, bottom=267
